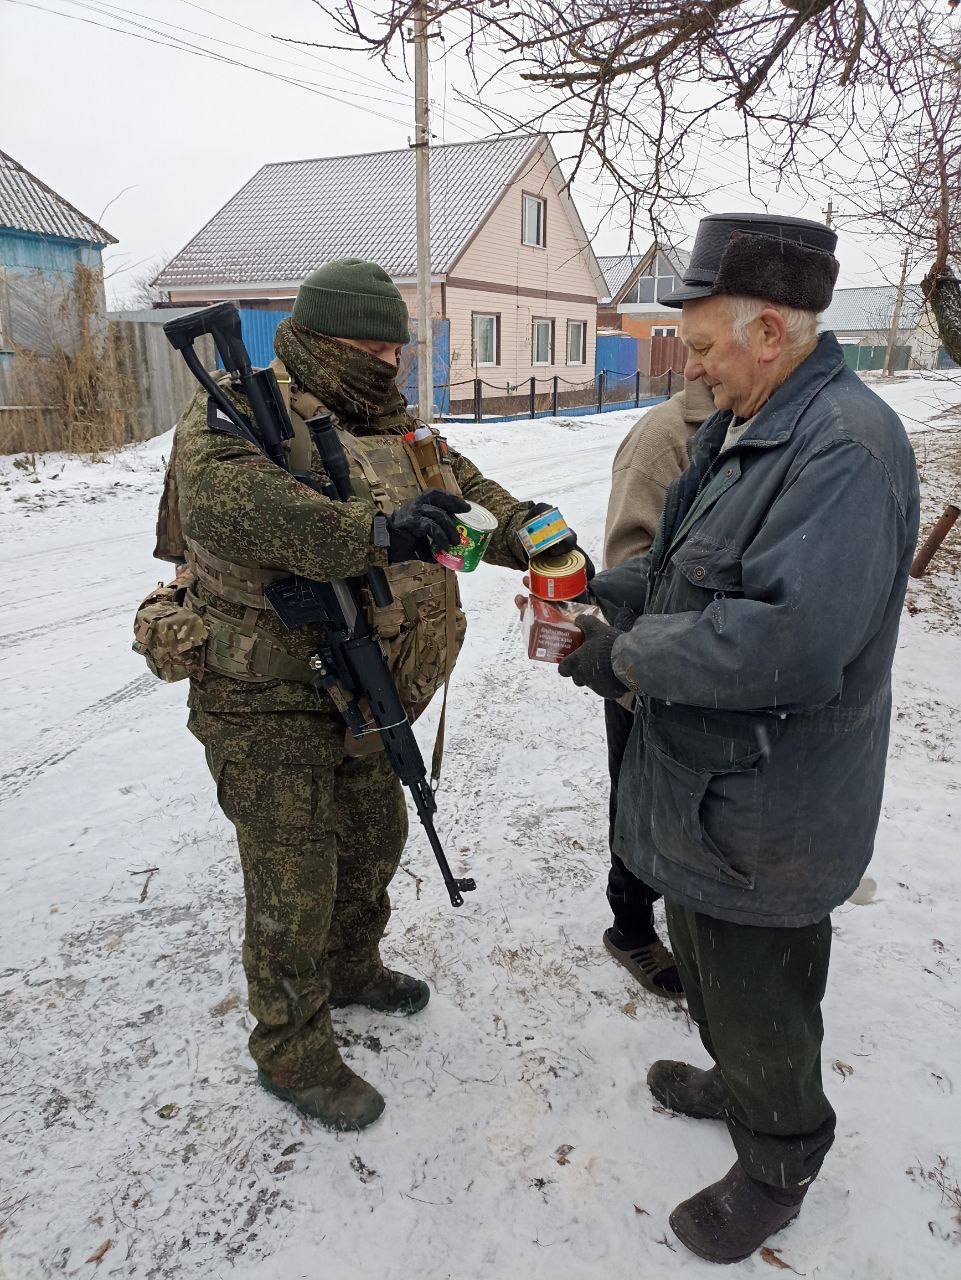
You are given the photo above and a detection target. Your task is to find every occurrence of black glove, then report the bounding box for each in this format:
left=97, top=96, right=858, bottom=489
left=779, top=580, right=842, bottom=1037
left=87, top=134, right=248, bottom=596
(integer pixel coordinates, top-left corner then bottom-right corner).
left=557, top=614, right=627, bottom=699
left=386, top=490, right=471, bottom=564
left=524, top=502, right=596, bottom=579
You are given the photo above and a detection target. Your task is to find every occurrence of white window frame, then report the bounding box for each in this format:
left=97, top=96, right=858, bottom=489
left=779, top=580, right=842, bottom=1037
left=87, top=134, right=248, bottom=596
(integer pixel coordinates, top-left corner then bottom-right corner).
left=652, top=326, right=678, bottom=337
left=521, top=193, right=547, bottom=248
left=472, top=312, right=499, bottom=367
left=531, top=317, right=554, bottom=365
left=624, top=256, right=676, bottom=305
left=566, top=319, right=587, bottom=365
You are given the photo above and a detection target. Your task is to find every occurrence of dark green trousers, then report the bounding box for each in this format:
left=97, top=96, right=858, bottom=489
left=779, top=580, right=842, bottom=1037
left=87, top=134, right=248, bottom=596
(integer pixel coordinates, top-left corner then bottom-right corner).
left=665, top=901, right=836, bottom=1189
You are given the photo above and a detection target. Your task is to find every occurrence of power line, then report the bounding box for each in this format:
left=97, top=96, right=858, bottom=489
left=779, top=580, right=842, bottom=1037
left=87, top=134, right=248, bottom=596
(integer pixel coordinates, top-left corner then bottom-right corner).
left=55, top=0, right=432, bottom=115
left=168, top=0, right=490, bottom=138
left=4, top=0, right=415, bottom=127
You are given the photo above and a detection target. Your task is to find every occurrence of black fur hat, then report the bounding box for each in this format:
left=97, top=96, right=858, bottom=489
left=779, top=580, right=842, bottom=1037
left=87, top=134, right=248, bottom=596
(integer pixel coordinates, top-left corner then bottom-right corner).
left=660, top=213, right=839, bottom=312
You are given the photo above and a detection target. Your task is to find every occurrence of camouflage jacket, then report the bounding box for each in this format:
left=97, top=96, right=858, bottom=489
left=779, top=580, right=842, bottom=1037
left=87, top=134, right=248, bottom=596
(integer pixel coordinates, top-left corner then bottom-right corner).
left=169, top=378, right=535, bottom=761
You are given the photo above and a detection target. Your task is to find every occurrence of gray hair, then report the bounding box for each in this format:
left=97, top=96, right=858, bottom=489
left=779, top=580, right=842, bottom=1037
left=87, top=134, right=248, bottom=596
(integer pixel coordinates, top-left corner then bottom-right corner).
left=725, top=295, right=819, bottom=356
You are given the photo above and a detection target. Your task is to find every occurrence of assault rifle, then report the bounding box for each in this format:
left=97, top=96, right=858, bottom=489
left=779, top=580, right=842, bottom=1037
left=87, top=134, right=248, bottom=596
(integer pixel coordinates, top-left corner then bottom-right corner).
left=164, top=302, right=476, bottom=908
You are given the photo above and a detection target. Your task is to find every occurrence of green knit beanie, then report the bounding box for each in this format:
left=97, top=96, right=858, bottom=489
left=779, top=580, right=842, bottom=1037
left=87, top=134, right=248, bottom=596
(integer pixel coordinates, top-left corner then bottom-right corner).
left=292, top=258, right=411, bottom=344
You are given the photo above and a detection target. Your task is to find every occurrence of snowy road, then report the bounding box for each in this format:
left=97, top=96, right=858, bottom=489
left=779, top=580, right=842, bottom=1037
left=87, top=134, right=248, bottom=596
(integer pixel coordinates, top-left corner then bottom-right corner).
left=1, top=395, right=960, bottom=1279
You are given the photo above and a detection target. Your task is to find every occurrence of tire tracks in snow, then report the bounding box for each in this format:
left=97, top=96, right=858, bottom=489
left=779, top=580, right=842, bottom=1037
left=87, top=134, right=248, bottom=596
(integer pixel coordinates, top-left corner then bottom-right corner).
left=0, top=604, right=126, bottom=652
left=0, top=674, right=158, bottom=806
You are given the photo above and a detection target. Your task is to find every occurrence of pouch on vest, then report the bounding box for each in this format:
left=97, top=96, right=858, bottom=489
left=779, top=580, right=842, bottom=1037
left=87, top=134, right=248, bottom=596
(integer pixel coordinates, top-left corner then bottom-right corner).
left=133, top=564, right=209, bottom=682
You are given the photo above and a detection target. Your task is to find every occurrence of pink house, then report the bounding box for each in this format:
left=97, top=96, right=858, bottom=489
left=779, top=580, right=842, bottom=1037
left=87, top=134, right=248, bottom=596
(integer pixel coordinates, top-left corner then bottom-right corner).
left=155, top=134, right=606, bottom=414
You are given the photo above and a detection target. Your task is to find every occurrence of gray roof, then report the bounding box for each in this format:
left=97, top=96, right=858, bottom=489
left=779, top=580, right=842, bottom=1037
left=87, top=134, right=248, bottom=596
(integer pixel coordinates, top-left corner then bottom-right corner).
left=597, top=243, right=691, bottom=303
left=667, top=246, right=691, bottom=275
left=598, top=253, right=645, bottom=302
left=0, top=149, right=115, bottom=246
left=821, top=284, right=926, bottom=333
left=156, top=135, right=545, bottom=289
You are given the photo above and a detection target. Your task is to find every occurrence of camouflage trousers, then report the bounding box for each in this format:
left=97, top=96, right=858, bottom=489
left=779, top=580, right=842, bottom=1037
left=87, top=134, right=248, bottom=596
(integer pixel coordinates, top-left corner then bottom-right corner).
left=200, top=712, right=407, bottom=1088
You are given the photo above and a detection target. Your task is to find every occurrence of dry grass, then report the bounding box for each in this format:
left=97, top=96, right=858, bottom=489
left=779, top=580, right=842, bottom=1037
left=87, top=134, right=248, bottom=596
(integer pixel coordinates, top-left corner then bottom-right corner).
left=2, top=264, right=131, bottom=456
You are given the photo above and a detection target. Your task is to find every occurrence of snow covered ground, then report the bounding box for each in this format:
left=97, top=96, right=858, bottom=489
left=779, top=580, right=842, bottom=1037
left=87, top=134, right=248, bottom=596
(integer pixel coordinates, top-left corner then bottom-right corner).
left=1, top=382, right=960, bottom=1279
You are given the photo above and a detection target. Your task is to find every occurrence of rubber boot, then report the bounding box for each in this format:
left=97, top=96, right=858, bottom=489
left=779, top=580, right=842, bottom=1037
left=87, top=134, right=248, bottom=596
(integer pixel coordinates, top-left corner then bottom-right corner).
left=258, top=1061, right=385, bottom=1131
left=603, top=927, right=684, bottom=998
left=669, top=1162, right=807, bottom=1264
left=330, top=967, right=430, bottom=1016
left=647, top=1060, right=729, bottom=1119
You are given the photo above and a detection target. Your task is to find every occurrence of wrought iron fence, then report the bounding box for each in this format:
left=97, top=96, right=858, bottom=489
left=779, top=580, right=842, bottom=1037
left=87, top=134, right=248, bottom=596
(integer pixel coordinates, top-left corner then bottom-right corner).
left=442, top=368, right=676, bottom=422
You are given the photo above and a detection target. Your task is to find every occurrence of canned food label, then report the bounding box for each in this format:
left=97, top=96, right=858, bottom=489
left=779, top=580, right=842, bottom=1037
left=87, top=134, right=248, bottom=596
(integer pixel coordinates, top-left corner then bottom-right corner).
left=434, top=502, right=496, bottom=573
left=518, top=507, right=570, bottom=557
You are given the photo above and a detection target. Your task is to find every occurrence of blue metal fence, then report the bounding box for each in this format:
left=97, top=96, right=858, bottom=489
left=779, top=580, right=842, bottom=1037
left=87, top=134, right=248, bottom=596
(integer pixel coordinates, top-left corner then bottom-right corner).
left=226, top=308, right=451, bottom=416
left=595, top=331, right=639, bottom=377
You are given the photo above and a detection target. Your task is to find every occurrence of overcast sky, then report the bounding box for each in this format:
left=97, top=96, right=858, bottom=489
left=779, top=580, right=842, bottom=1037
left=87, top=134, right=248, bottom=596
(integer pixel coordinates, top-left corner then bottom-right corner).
left=2, top=0, right=921, bottom=304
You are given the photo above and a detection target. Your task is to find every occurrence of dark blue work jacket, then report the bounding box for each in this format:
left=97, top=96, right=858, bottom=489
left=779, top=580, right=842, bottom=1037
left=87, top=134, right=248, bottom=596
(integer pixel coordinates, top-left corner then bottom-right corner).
left=592, top=332, right=920, bottom=926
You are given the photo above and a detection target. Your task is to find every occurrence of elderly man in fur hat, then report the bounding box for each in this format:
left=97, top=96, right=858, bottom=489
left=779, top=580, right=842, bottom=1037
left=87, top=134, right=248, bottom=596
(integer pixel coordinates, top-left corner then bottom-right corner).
left=558, top=214, right=919, bottom=1263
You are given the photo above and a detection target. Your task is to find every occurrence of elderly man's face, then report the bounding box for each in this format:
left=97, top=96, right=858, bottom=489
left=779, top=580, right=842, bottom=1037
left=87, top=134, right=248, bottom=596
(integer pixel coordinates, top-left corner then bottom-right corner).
left=680, top=296, right=787, bottom=418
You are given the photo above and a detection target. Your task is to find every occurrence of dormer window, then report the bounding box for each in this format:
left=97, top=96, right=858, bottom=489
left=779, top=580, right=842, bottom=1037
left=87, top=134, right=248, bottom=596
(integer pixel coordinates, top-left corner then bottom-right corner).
left=624, top=253, right=675, bottom=304
left=521, top=193, right=547, bottom=248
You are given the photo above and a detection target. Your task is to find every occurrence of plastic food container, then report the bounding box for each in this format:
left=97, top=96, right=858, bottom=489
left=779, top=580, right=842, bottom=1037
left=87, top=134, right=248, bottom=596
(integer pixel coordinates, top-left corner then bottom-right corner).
left=434, top=501, right=497, bottom=572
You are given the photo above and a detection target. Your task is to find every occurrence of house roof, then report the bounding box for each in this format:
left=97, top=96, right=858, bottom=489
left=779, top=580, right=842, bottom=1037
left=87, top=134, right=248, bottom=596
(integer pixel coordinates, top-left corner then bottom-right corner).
left=0, top=149, right=116, bottom=246
left=821, top=284, right=926, bottom=334
left=597, top=243, right=691, bottom=304
left=597, top=253, right=645, bottom=302
left=156, top=134, right=566, bottom=290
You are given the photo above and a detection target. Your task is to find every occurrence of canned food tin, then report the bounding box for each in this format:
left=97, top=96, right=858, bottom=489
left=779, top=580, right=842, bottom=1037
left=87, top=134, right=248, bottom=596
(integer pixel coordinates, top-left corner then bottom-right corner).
left=517, top=506, right=571, bottom=557
left=434, top=501, right=498, bottom=572
left=529, top=549, right=588, bottom=601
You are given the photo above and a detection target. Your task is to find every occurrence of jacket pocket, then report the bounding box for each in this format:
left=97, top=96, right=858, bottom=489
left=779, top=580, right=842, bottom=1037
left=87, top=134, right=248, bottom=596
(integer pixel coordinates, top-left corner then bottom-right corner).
left=645, top=725, right=761, bottom=889
left=672, top=544, right=743, bottom=595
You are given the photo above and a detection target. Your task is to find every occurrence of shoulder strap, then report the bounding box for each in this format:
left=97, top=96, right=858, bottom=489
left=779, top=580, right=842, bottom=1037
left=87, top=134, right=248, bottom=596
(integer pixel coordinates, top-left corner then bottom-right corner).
left=430, top=570, right=458, bottom=786
left=271, top=357, right=315, bottom=475
left=340, top=433, right=391, bottom=512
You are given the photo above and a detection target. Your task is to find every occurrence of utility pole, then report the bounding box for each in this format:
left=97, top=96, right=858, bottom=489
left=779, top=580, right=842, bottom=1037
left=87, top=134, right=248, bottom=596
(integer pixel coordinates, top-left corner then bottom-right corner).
left=884, top=246, right=911, bottom=377
left=822, top=197, right=834, bottom=228
left=411, top=4, right=433, bottom=423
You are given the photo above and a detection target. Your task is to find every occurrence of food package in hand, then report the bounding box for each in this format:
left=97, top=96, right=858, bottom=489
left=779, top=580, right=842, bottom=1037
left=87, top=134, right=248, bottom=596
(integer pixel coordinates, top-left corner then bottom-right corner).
left=523, top=598, right=601, bottom=664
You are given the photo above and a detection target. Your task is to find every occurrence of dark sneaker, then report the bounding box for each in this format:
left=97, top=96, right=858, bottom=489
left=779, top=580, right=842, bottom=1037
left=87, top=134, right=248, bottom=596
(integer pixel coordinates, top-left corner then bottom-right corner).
left=647, top=1060, right=729, bottom=1120
left=670, top=1162, right=807, bottom=1264
left=603, top=928, right=684, bottom=998
left=258, top=1062, right=385, bottom=1131
left=330, top=968, right=430, bottom=1016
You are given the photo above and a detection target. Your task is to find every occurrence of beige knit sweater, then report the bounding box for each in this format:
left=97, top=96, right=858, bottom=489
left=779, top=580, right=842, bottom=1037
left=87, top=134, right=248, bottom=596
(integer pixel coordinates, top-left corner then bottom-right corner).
left=603, top=379, right=716, bottom=569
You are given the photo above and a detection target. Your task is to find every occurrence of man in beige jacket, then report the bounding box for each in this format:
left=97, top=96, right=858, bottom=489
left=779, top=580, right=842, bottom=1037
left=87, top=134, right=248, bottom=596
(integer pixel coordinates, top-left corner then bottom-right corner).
left=601, top=377, right=716, bottom=995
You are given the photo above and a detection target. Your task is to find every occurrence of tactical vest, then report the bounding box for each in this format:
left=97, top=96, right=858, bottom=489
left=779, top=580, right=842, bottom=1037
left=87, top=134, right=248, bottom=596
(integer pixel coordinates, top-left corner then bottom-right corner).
left=137, top=362, right=467, bottom=720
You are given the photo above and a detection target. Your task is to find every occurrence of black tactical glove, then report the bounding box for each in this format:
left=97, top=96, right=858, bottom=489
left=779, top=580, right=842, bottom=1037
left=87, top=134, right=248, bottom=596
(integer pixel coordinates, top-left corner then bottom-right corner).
left=523, top=502, right=596, bottom=579
left=386, top=490, right=471, bottom=564
left=557, top=614, right=627, bottom=699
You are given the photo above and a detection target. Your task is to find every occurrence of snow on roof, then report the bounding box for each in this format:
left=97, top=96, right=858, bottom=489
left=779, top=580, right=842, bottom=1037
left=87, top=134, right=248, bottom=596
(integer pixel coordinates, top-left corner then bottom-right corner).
left=156, top=135, right=545, bottom=289
left=822, top=284, right=927, bottom=333
left=0, top=149, right=116, bottom=246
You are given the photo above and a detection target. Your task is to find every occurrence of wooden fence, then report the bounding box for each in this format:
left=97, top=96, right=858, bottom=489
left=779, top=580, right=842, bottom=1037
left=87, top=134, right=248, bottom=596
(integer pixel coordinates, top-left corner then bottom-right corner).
left=110, top=310, right=215, bottom=442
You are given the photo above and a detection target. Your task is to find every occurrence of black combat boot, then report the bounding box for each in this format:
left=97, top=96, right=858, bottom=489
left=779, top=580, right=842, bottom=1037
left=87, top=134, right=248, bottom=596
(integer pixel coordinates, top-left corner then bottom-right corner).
left=258, top=1061, right=385, bottom=1131
left=647, top=1060, right=729, bottom=1119
left=669, top=1162, right=808, bottom=1264
left=603, top=927, right=684, bottom=998
left=330, top=967, right=430, bottom=1015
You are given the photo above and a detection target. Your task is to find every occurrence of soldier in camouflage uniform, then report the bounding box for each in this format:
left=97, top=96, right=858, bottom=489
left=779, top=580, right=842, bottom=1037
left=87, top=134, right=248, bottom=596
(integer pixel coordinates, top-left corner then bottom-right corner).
left=146, top=259, right=581, bottom=1131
